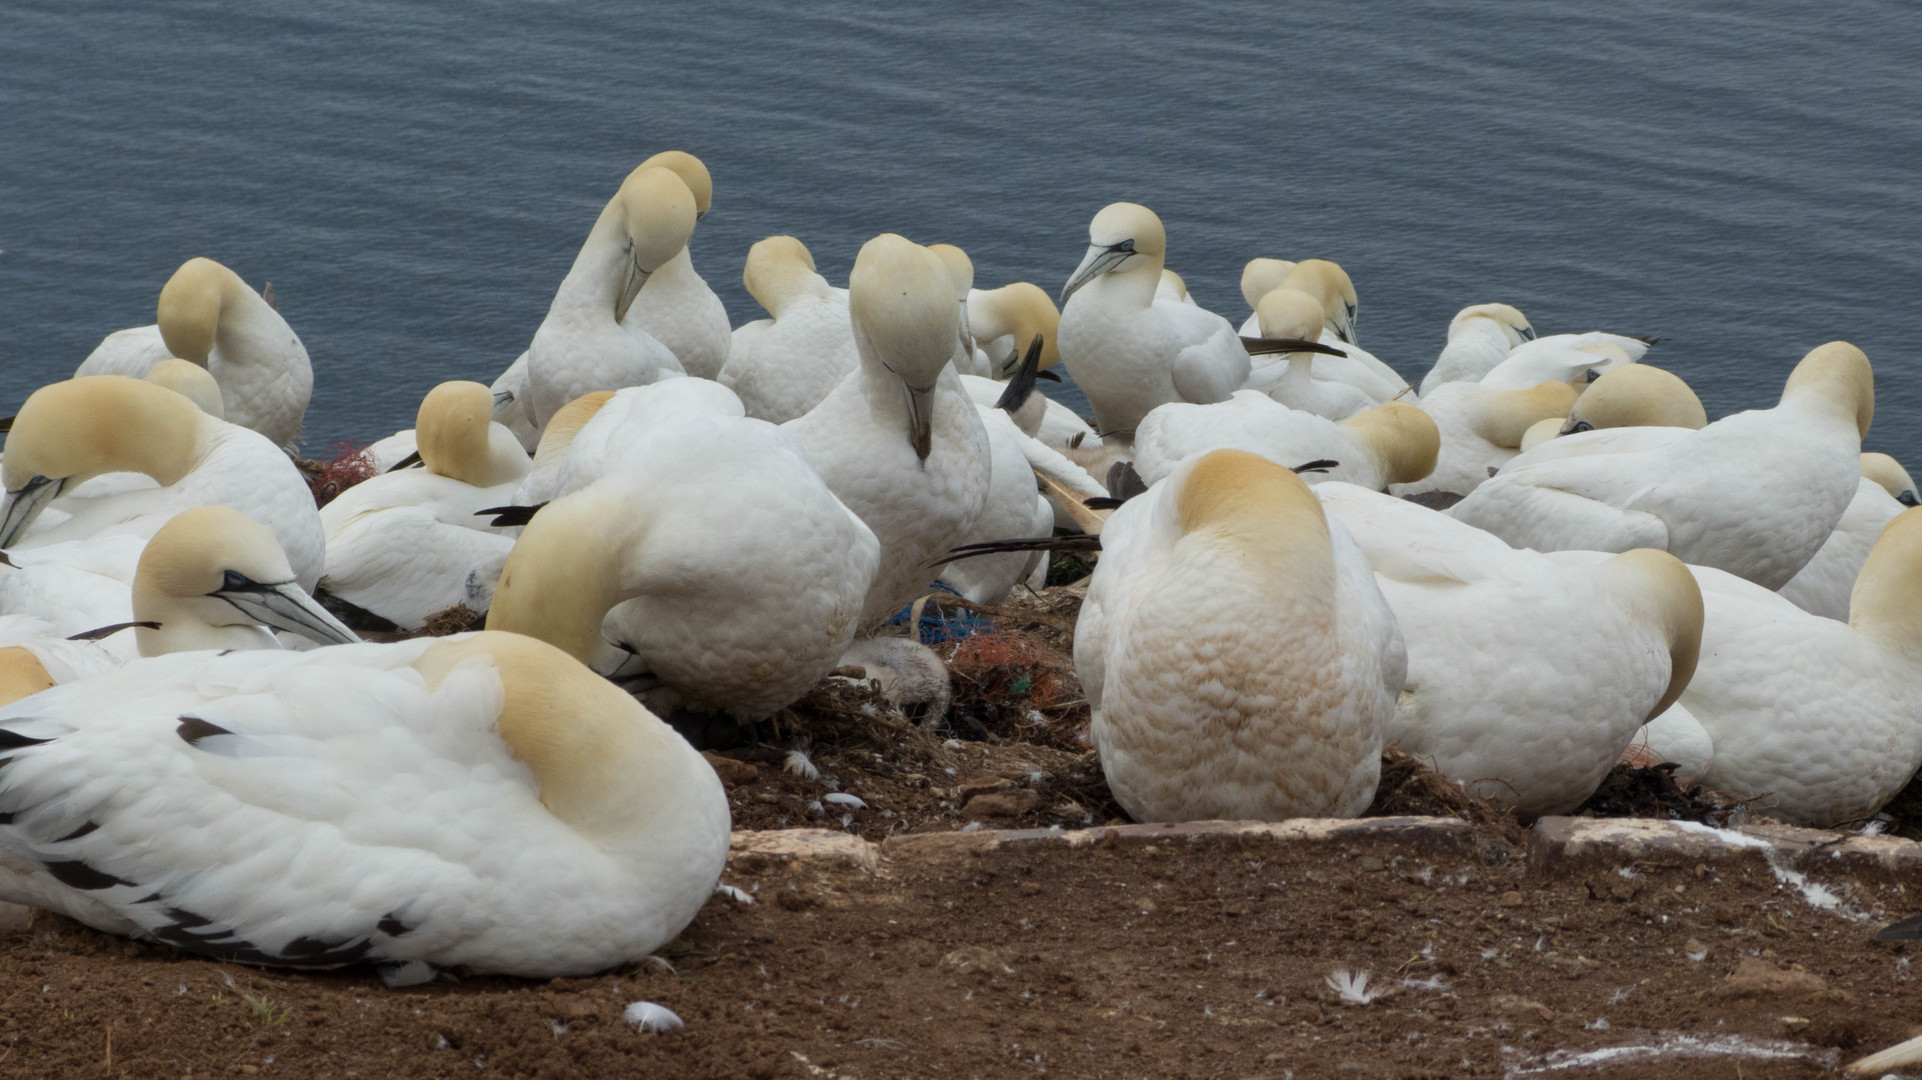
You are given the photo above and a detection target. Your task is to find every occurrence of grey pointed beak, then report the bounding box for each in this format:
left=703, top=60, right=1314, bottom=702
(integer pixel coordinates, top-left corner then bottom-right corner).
left=1061, top=243, right=1135, bottom=302
left=903, top=381, right=936, bottom=461
left=216, top=580, right=361, bottom=646
left=614, top=246, right=650, bottom=323
left=1519, top=325, right=1537, bottom=342
left=1901, top=491, right=1919, bottom=508
left=492, top=389, right=513, bottom=409
left=1560, top=418, right=1595, bottom=436
left=0, top=475, right=65, bottom=548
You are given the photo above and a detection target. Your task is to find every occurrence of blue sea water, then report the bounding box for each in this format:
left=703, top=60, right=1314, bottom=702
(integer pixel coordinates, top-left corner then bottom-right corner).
left=3, top=1, right=1919, bottom=455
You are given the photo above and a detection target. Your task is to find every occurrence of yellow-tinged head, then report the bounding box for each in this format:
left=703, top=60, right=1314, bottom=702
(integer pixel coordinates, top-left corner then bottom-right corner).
left=1520, top=416, right=1565, bottom=452
left=1159, top=269, right=1189, bottom=300
left=1240, top=258, right=1297, bottom=313
left=1254, top=288, right=1328, bottom=342
left=1344, top=404, right=1441, bottom=487
left=533, top=390, right=616, bottom=469
left=145, top=357, right=225, bottom=419
left=928, top=244, right=975, bottom=299
left=1175, top=449, right=1334, bottom=589
left=1598, top=548, right=1704, bottom=721
left=0, top=647, right=54, bottom=707
left=486, top=487, right=633, bottom=664
left=156, top=257, right=248, bottom=364
left=1280, top=259, right=1358, bottom=343
left=1470, top=380, right=1580, bottom=449
left=134, top=505, right=358, bottom=653
left=742, top=235, right=822, bottom=317
left=1062, top=202, right=1165, bottom=301
left=416, top=380, right=521, bottom=487
left=970, top=282, right=1061, bottom=371
left=1562, top=364, right=1707, bottom=434
left=612, top=166, right=699, bottom=273
left=848, top=233, right=959, bottom=389
left=1780, top=341, right=1873, bottom=438
left=1861, top=453, right=1919, bottom=506
left=1850, top=508, right=1922, bottom=654
left=1449, top=303, right=1534, bottom=346
left=636, top=150, right=713, bottom=219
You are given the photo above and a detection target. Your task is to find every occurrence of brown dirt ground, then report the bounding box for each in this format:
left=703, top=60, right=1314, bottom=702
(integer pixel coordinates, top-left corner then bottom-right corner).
left=3, top=580, right=1920, bottom=1078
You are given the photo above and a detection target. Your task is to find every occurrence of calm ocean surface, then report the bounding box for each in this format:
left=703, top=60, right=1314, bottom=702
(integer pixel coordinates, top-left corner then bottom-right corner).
left=3, top=1, right=1919, bottom=455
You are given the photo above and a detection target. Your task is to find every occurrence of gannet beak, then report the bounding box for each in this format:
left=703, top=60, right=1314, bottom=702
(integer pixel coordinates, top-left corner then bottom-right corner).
left=1519, top=325, right=1537, bottom=342
left=902, top=381, right=936, bottom=461
left=492, top=389, right=513, bottom=409
left=213, top=575, right=362, bottom=646
left=1338, top=302, right=1359, bottom=345
left=0, top=475, right=65, bottom=549
left=1559, top=418, right=1595, bottom=436
left=614, top=247, right=649, bottom=323
left=1901, top=491, right=1919, bottom=508
left=1061, top=242, right=1136, bottom=302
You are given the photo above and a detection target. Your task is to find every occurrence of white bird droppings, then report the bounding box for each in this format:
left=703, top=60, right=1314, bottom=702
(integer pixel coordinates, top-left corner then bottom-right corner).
left=824, top=792, right=868, bottom=809
left=624, top=1001, right=684, bottom=1034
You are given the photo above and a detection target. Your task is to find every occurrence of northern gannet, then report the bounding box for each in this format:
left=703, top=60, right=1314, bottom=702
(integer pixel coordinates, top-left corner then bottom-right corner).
left=1779, top=453, right=1919, bottom=620
left=1241, top=288, right=1375, bottom=419
left=620, top=151, right=731, bottom=380
left=966, top=282, right=1061, bottom=381
left=1134, top=393, right=1439, bottom=492
left=929, top=243, right=990, bottom=377
left=1418, top=303, right=1535, bottom=396
left=720, top=235, right=858, bottom=423
left=143, top=358, right=225, bottom=419
left=1390, top=380, right=1578, bottom=498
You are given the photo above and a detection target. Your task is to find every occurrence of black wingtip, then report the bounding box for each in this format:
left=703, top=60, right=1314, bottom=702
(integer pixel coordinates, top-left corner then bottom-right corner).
left=1292, top=458, right=1340, bottom=474
left=65, top=620, right=160, bottom=641
left=385, top=449, right=424, bottom=472
left=1083, top=496, right=1124, bottom=511
left=930, top=533, right=1102, bottom=568
left=1631, top=334, right=1665, bottom=346
left=993, top=334, right=1047, bottom=413
left=1036, top=369, right=1062, bottom=383
left=475, top=503, right=546, bottom=528
left=1241, top=336, right=1349, bottom=359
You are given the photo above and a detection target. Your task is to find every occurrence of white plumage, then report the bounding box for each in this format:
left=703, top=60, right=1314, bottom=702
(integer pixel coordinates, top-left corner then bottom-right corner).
left=1133, top=392, right=1439, bottom=493
left=1778, top=454, right=1919, bottom=620
left=719, top=235, right=859, bottom=424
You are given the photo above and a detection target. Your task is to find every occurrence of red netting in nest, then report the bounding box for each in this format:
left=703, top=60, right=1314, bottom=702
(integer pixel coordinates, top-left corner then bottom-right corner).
left=948, top=631, right=1071, bottom=710
left=310, top=442, right=377, bottom=507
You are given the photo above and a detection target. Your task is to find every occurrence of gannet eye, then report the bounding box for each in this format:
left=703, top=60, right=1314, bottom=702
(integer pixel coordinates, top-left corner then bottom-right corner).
left=220, top=570, right=250, bottom=592
left=1901, top=491, right=1919, bottom=508
left=1111, top=239, right=1136, bottom=254
left=1571, top=421, right=1595, bottom=433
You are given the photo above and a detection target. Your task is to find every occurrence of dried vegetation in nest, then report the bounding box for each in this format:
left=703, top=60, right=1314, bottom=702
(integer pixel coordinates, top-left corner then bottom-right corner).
left=1573, top=762, right=1755, bottom=826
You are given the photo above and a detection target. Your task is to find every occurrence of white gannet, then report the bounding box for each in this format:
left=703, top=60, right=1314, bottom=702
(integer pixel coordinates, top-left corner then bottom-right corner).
left=719, top=235, right=859, bottom=424
left=76, top=258, right=312, bottom=448
left=1635, top=509, right=1922, bottom=827
left=1449, top=343, right=1872, bottom=589
left=523, top=166, right=695, bottom=429
left=1390, top=380, right=1578, bottom=498
left=1316, top=483, right=1702, bottom=818
left=929, top=244, right=991, bottom=377
left=317, top=382, right=532, bottom=630
left=1779, top=453, right=1919, bottom=620
left=488, top=406, right=877, bottom=721
left=1269, top=260, right=1412, bottom=404
left=1078, top=450, right=1403, bottom=822
left=1417, top=303, right=1535, bottom=397
left=620, top=151, right=731, bottom=380
left=144, top=358, right=225, bottom=419
left=1476, top=331, right=1648, bottom=391
left=785, top=233, right=992, bottom=629
left=1556, top=363, right=1707, bottom=435
left=1241, top=288, right=1375, bottom=419
left=1156, top=268, right=1198, bottom=306
left=1135, top=395, right=1439, bottom=492
left=536, top=378, right=746, bottom=500
left=1056, top=202, right=1250, bottom=436
left=938, top=404, right=1053, bottom=605
left=966, top=281, right=1061, bottom=381
left=0, top=376, right=324, bottom=588
left=487, top=351, right=539, bottom=451
left=512, top=390, right=616, bottom=507
left=1234, top=257, right=1297, bottom=335
left=0, top=630, right=729, bottom=983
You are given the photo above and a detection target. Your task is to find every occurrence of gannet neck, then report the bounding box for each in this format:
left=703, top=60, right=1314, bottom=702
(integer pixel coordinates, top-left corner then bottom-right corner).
left=1861, top=453, right=1918, bottom=504
left=1599, top=548, right=1703, bottom=721
left=145, top=358, right=225, bottom=418
left=929, top=244, right=975, bottom=298
left=156, top=257, right=246, bottom=364
left=412, top=631, right=689, bottom=841
left=532, top=391, right=616, bottom=471
left=636, top=150, right=713, bottom=219
left=1565, top=364, right=1707, bottom=432
left=1175, top=449, right=1334, bottom=591
left=0, top=647, right=54, bottom=707
left=417, top=381, right=524, bottom=488
left=744, top=235, right=830, bottom=318
left=486, top=487, right=637, bottom=664
left=563, top=166, right=698, bottom=323
left=1240, top=258, right=1296, bottom=313
left=1449, top=303, right=1533, bottom=346
left=1781, top=341, right=1874, bottom=437
left=1469, top=381, right=1580, bottom=449
left=970, top=283, right=1061, bottom=370
left=4, top=376, right=203, bottom=495
left=1850, top=509, right=1922, bottom=656
left=1344, top=404, right=1441, bottom=487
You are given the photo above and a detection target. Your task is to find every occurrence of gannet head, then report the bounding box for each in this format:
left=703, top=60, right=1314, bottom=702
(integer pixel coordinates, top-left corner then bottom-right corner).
left=533, top=390, right=617, bottom=469
left=1254, top=288, right=1329, bottom=345
left=1470, top=380, right=1581, bottom=450
left=1519, top=416, right=1565, bottom=452
left=1281, top=260, right=1359, bottom=344
left=1560, top=364, right=1706, bottom=435
left=0, top=647, right=55, bottom=707
left=156, top=257, right=249, bottom=364
left=1240, top=258, right=1297, bottom=313
left=742, top=235, right=824, bottom=318
left=1449, top=303, right=1534, bottom=346
left=145, top=357, right=226, bottom=418
left=606, top=166, right=699, bottom=322
left=849, top=233, right=960, bottom=460
left=1601, top=548, right=1703, bottom=721
left=970, top=282, right=1061, bottom=378
left=1780, top=341, right=1874, bottom=438
left=135, top=505, right=359, bottom=653
left=0, top=376, right=203, bottom=547
left=1175, top=449, right=1335, bottom=588
left=416, top=380, right=525, bottom=488
left=1850, top=508, right=1922, bottom=652
left=1061, top=202, right=1165, bottom=301
left=636, top=150, right=713, bottom=220
left=1861, top=453, right=1919, bottom=507
left=928, top=244, right=978, bottom=357
left=1159, top=269, right=1190, bottom=300
left=1343, top=404, right=1441, bottom=488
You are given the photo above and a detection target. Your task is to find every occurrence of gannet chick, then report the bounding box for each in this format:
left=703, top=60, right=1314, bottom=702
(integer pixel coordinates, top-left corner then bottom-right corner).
left=1056, top=202, right=1249, bottom=436
left=720, top=235, right=859, bottom=423
left=1081, top=451, right=1402, bottom=821
left=317, top=382, right=532, bottom=629
left=1241, top=289, right=1375, bottom=419
left=1135, top=394, right=1438, bottom=491
left=966, top=282, right=1061, bottom=381
left=77, top=258, right=312, bottom=448
left=620, top=151, right=731, bottom=380
left=785, top=234, right=992, bottom=629
left=1634, top=509, right=1922, bottom=826
left=0, top=631, right=729, bottom=982
left=1450, top=343, right=1871, bottom=589
left=487, top=406, right=877, bottom=721
left=1418, top=303, right=1535, bottom=396
left=0, top=376, right=324, bottom=587
left=1390, top=380, right=1577, bottom=497
left=1316, top=484, right=1701, bottom=818
left=1780, top=453, right=1919, bottom=620
left=523, top=166, right=694, bottom=429
left=144, top=359, right=225, bottom=418
left=929, top=244, right=990, bottom=377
